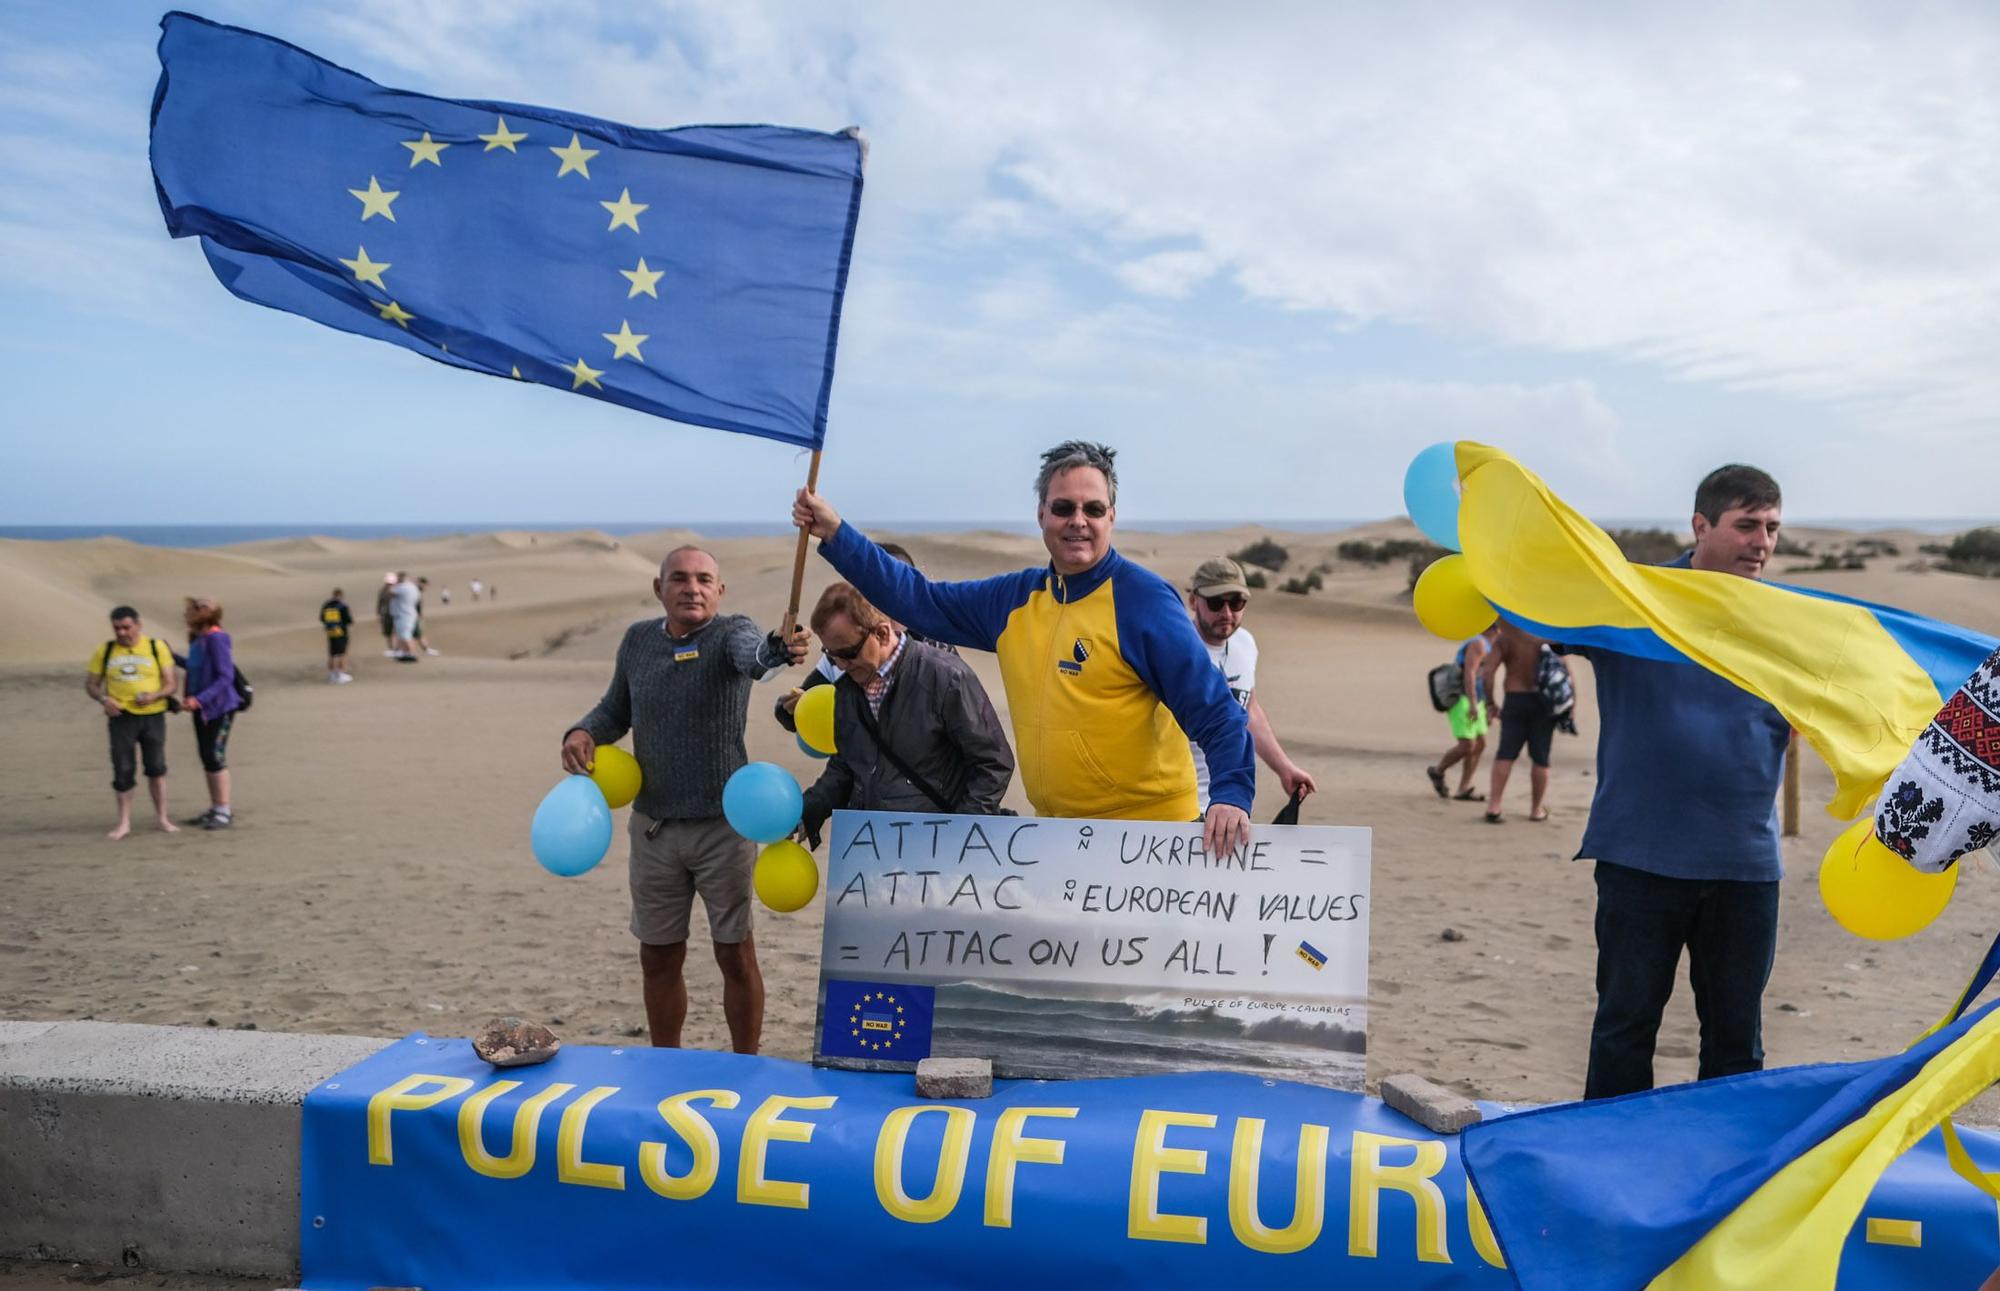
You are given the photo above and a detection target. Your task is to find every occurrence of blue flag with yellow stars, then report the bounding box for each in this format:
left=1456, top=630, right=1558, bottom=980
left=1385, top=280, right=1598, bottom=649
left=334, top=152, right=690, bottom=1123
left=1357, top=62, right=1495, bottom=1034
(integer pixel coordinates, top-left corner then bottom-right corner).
left=819, top=980, right=934, bottom=1062
left=149, top=12, right=864, bottom=450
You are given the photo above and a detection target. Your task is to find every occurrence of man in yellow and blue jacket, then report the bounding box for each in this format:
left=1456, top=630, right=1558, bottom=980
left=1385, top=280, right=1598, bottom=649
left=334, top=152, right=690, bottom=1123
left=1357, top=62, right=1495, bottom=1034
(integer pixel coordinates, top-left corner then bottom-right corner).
left=794, top=441, right=1256, bottom=857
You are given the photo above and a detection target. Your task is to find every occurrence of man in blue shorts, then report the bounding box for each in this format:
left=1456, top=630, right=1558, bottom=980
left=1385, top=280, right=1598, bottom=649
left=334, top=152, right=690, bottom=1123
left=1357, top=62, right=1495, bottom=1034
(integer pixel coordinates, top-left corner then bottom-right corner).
left=1577, top=464, right=1790, bottom=1099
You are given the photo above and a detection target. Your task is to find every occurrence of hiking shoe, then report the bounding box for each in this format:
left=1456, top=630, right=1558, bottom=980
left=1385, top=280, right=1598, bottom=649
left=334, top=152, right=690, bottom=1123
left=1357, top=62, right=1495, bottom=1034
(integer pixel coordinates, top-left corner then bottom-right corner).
left=201, top=813, right=234, bottom=830
left=182, top=808, right=217, bottom=827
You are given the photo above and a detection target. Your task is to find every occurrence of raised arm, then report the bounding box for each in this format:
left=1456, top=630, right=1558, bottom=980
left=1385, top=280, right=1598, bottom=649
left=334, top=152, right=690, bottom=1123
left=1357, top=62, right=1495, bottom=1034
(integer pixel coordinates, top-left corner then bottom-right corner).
left=795, top=488, right=1024, bottom=652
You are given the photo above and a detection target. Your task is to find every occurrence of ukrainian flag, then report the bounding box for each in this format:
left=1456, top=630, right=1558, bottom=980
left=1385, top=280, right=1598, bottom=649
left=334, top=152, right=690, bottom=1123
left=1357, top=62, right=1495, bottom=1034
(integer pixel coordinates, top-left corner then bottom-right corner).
left=1452, top=443, right=1997, bottom=819
left=1462, top=935, right=2000, bottom=1290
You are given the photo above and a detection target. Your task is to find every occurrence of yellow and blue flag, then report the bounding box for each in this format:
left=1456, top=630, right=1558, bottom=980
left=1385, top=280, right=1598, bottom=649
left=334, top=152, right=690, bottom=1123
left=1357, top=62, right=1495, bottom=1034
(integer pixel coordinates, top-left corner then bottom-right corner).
left=819, top=980, right=934, bottom=1062
left=149, top=12, right=863, bottom=449
left=1452, top=443, right=1997, bottom=819
left=1463, top=935, right=2000, bottom=1290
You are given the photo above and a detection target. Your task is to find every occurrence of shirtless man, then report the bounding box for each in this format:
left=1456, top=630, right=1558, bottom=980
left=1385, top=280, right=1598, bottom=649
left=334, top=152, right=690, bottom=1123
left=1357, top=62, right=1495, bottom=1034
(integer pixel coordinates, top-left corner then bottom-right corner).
left=1478, top=620, right=1557, bottom=823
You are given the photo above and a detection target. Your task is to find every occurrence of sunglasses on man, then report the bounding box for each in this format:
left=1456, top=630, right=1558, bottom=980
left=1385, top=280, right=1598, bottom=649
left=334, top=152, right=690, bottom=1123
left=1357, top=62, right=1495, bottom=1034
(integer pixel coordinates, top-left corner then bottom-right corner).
left=1046, top=498, right=1110, bottom=519
left=1202, top=594, right=1248, bottom=612
left=825, top=638, right=869, bottom=663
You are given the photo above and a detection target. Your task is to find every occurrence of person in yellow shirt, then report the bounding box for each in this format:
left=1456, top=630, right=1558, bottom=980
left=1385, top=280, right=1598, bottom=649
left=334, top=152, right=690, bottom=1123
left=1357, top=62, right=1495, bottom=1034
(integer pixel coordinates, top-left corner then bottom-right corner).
left=85, top=606, right=181, bottom=840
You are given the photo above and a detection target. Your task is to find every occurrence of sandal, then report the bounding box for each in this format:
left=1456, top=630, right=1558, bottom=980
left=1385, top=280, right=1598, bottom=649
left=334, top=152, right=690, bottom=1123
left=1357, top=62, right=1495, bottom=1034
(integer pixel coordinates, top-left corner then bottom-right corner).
left=1484, top=811, right=1505, bottom=824
left=1426, top=766, right=1448, bottom=799
left=1454, top=789, right=1486, bottom=802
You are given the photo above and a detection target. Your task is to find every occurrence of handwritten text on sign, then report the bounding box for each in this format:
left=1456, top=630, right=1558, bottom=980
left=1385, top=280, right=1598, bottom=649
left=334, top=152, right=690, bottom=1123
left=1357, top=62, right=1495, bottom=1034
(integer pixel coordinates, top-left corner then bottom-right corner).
left=816, top=812, right=1370, bottom=1085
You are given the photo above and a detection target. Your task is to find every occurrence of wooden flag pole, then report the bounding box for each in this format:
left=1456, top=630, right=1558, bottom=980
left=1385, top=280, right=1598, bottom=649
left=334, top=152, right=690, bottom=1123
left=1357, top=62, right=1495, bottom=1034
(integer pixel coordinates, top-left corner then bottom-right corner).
left=1782, top=729, right=1802, bottom=837
left=780, top=450, right=824, bottom=638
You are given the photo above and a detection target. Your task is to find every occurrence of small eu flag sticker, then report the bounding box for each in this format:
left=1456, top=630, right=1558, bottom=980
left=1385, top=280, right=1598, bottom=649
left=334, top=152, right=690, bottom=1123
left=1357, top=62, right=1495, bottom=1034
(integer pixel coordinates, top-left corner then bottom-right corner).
left=819, top=980, right=935, bottom=1061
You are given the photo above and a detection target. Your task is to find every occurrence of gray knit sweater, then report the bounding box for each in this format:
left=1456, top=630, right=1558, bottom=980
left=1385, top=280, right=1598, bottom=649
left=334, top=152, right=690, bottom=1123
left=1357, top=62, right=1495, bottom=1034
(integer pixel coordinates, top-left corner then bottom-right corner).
left=571, top=614, right=787, bottom=821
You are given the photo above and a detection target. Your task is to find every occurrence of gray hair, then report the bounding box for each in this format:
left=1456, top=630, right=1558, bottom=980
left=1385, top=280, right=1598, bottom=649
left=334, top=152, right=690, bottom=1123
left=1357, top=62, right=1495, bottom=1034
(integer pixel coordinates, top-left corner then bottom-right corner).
left=1034, top=440, right=1118, bottom=506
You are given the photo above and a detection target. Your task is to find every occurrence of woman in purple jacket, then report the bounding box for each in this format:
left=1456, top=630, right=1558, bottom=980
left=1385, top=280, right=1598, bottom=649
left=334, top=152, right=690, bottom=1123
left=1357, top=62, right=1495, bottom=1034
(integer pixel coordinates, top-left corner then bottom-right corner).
left=179, top=596, right=241, bottom=830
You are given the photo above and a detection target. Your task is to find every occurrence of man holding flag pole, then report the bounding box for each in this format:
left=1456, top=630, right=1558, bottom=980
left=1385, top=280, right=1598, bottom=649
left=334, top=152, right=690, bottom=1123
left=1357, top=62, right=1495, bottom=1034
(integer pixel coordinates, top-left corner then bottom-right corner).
left=793, top=441, right=1257, bottom=859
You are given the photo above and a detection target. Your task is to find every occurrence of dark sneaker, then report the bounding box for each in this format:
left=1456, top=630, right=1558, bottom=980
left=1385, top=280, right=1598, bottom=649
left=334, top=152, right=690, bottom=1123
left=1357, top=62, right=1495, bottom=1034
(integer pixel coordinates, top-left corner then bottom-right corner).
left=182, top=809, right=217, bottom=827
left=201, top=813, right=234, bottom=830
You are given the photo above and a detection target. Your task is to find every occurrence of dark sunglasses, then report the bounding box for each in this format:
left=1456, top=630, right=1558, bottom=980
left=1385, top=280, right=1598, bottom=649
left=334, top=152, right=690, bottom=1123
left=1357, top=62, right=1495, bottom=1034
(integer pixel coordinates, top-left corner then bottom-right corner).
left=825, top=640, right=867, bottom=663
left=1046, top=498, right=1110, bottom=519
left=1202, top=594, right=1248, bottom=612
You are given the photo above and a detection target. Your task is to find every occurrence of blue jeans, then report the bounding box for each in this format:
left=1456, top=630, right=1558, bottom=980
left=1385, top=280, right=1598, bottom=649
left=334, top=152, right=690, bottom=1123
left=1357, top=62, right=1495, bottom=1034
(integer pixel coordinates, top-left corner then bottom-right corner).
left=1584, top=861, right=1780, bottom=1100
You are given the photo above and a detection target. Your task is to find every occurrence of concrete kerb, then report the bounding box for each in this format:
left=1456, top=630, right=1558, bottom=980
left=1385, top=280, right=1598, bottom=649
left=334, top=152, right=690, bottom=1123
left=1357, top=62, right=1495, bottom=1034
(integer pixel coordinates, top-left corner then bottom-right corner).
left=0, top=1020, right=392, bottom=1278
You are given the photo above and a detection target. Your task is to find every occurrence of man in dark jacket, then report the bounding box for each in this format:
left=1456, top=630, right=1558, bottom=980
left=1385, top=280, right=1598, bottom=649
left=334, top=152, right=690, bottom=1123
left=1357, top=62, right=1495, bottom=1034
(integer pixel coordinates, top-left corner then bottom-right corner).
left=798, top=582, right=1013, bottom=844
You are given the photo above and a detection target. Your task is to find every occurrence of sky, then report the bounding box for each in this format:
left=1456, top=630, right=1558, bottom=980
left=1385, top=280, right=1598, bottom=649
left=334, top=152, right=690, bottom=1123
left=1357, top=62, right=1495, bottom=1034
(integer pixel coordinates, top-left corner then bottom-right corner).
left=3, top=2, right=1997, bottom=528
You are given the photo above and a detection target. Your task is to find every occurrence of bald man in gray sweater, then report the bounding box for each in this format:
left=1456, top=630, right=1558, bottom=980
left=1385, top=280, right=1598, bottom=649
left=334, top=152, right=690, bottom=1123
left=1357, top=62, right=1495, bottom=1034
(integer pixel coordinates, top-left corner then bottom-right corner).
left=562, top=546, right=808, bottom=1053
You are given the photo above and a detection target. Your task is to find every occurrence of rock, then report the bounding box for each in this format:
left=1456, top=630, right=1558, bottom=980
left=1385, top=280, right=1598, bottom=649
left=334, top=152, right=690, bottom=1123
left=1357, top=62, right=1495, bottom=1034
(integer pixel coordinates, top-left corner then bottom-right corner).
left=473, top=1016, right=560, bottom=1067
left=1440, top=927, right=1466, bottom=943
left=1778, top=1002, right=1800, bottom=1013
left=915, top=1057, right=992, bottom=1100
left=1381, top=1073, right=1482, bottom=1134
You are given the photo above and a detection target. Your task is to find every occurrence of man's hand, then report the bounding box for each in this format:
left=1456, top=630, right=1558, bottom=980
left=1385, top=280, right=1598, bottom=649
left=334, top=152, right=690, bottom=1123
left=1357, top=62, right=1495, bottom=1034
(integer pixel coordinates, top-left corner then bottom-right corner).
left=99, top=697, right=122, bottom=717
left=561, top=729, right=596, bottom=776
left=1279, top=765, right=1318, bottom=799
left=1204, top=803, right=1251, bottom=859
left=782, top=625, right=811, bottom=666
left=779, top=688, right=804, bottom=716
left=792, top=487, right=841, bottom=541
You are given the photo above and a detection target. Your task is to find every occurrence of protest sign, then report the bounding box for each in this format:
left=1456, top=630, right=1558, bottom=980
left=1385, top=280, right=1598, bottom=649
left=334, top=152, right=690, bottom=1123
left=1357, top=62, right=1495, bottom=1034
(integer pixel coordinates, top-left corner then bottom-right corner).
left=814, top=811, right=1370, bottom=1089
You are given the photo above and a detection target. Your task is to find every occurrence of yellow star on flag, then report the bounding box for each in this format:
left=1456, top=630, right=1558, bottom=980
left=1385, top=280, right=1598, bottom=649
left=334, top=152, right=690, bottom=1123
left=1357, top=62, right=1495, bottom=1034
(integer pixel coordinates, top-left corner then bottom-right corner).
left=603, top=321, right=648, bottom=361
left=550, top=133, right=600, bottom=179
left=620, top=257, right=664, bottom=299
left=479, top=116, right=527, bottom=152
left=372, top=299, right=414, bottom=328
left=349, top=176, right=399, bottom=222
left=338, top=246, right=390, bottom=290
left=566, top=357, right=604, bottom=390
left=511, top=365, right=523, bottom=379
left=601, top=188, right=648, bottom=233
left=401, top=132, right=450, bottom=167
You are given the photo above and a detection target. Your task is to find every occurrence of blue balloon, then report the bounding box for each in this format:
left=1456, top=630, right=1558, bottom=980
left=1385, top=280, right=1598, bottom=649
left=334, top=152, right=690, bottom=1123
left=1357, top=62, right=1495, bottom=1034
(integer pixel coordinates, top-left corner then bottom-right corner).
left=531, top=775, right=613, bottom=877
left=1403, top=441, right=1463, bottom=551
left=723, top=761, right=803, bottom=843
left=798, top=733, right=830, bottom=760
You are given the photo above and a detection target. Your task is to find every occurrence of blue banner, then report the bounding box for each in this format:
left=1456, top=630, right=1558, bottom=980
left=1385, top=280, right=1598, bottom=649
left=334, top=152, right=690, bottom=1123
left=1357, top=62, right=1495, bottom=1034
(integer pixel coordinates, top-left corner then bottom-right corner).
left=151, top=13, right=863, bottom=449
left=300, top=1035, right=2000, bottom=1289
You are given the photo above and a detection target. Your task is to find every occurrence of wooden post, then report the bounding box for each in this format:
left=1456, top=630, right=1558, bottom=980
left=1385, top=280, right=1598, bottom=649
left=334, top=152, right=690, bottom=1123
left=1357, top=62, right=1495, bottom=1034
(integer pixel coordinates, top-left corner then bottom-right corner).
left=1782, top=729, right=1802, bottom=837
left=780, top=450, right=824, bottom=638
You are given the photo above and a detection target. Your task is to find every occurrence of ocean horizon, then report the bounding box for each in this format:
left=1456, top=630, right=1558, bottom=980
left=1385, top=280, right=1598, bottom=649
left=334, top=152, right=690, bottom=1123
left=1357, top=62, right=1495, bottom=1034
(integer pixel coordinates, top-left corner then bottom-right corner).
left=3, top=516, right=1992, bottom=549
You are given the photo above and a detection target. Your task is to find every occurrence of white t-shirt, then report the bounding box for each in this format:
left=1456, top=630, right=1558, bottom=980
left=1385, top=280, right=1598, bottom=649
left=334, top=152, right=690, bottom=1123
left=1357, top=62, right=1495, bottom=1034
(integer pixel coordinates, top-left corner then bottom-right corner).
left=1192, top=626, right=1258, bottom=810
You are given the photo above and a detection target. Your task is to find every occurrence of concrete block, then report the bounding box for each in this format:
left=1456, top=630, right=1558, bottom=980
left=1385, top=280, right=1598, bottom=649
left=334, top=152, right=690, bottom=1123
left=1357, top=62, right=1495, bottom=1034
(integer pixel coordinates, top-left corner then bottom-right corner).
left=0, top=1020, right=390, bottom=1275
left=915, top=1057, right=992, bottom=1100
left=1380, top=1072, right=1482, bottom=1135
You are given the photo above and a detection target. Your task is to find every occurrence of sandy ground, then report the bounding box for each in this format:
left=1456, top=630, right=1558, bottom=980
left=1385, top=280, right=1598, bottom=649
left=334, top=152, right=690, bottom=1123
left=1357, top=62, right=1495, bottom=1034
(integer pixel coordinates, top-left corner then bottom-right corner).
left=3, top=522, right=1999, bottom=1113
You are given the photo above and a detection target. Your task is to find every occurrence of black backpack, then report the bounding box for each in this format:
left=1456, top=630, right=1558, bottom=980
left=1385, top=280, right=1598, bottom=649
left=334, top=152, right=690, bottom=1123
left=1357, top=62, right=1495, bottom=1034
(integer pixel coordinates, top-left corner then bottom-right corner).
left=1426, top=661, right=1465, bottom=712
left=232, top=665, right=255, bottom=712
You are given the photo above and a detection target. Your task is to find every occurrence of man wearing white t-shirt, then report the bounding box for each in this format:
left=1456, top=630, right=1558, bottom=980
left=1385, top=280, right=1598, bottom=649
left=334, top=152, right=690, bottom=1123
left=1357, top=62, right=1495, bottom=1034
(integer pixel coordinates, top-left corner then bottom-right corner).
left=1185, top=557, right=1317, bottom=812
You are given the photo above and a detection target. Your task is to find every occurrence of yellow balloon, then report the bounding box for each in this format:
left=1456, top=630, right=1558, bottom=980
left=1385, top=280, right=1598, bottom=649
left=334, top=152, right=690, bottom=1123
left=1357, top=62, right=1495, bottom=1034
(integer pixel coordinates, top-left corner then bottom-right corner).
left=795, top=683, right=838, bottom=755
left=755, top=840, right=820, bottom=913
left=588, top=744, right=643, bottom=810
left=1818, top=816, right=1958, bottom=941
left=1412, top=554, right=1497, bottom=640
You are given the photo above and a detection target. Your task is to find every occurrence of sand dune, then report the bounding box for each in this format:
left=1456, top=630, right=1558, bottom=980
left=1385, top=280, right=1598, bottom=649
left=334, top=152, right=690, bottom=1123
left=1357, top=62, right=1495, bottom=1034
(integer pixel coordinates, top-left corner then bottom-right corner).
left=2, top=517, right=1997, bottom=1110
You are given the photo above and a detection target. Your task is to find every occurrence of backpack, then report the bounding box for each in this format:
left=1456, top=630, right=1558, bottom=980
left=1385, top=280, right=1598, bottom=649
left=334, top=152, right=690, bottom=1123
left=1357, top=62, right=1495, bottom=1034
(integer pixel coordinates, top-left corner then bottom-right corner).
left=1426, top=661, right=1465, bottom=712
left=1536, top=645, right=1576, bottom=731
left=232, top=665, right=255, bottom=712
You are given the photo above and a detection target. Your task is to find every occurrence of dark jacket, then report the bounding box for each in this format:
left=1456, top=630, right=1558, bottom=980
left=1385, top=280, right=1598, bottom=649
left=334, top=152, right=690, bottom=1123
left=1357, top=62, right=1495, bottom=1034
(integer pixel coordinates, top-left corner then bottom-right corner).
left=800, top=637, right=1013, bottom=839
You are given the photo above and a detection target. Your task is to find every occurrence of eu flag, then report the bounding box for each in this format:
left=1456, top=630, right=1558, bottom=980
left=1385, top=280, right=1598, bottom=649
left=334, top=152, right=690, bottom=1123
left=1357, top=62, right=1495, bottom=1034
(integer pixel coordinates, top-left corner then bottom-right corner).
left=819, top=980, right=934, bottom=1062
left=149, top=12, right=864, bottom=449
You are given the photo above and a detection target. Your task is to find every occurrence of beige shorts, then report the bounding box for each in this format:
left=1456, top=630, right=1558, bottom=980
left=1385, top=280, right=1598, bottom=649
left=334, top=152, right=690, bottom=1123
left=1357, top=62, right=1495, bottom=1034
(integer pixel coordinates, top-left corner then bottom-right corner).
left=628, top=812, right=755, bottom=946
